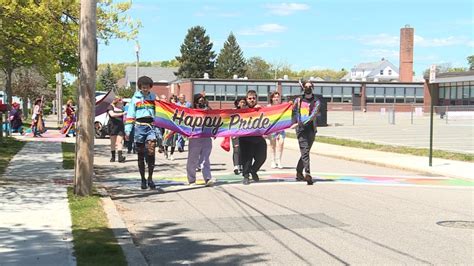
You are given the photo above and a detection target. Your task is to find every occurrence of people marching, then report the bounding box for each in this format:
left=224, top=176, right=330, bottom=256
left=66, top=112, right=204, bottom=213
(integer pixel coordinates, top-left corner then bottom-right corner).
left=108, top=97, right=126, bottom=163
left=96, top=77, right=321, bottom=190
left=61, top=99, right=76, bottom=137
left=290, top=80, right=321, bottom=185
left=125, top=76, right=158, bottom=190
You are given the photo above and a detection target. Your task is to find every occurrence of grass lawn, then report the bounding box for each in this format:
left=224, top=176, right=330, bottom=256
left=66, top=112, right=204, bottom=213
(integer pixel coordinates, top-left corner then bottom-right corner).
left=287, top=133, right=473, bottom=162
left=67, top=187, right=127, bottom=266
left=0, top=137, right=25, bottom=177
left=62, top=142, right=75, bottom=169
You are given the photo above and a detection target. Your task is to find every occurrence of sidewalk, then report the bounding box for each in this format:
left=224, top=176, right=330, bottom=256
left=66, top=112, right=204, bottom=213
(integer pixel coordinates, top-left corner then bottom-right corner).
left=284, top=137, right=473, bottom=181
left=0, top=141, right=76, bottom=265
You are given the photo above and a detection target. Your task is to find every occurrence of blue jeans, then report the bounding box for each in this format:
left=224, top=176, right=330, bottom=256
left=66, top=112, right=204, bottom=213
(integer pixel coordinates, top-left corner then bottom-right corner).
left=134, top=124, right=157, bottom=144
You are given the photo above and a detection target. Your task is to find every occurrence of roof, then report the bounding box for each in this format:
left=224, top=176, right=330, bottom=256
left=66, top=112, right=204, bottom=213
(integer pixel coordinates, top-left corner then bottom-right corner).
left=125, top=67, right=178, bottom=83
left=433, top=70, right=474, bottom=83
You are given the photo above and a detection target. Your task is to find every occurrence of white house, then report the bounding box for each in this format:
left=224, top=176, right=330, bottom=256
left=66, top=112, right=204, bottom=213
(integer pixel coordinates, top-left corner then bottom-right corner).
left=341, top=58, right=400, bottom=82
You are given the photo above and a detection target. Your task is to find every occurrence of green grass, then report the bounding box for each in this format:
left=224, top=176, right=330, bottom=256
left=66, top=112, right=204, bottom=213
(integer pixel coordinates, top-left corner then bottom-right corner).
left=67, top=187, right=127, bottom=266
left=62, top=142, right=75, bottom=169
left=287, top=133, right=473, bottom=162
left=0, top=137, right=25, bottom=177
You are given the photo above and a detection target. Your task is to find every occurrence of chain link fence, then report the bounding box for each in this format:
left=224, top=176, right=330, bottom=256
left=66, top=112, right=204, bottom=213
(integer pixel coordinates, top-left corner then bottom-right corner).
left=319, top=105, right=474, bottom=154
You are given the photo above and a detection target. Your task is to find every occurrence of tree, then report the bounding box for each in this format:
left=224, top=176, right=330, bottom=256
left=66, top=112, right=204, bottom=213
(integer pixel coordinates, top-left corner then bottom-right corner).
left=0, top=0, right=140, bottom=104
left=11, top=67, right=52, bottom=117
left=175, top=26, right=216, bottom=78
left=98, top=64, right=117, bottom=92
left=215, top=32, right=246, bottom=79
left=245, top=57, right=273, bottom=79
left=467, top=55, right=474, bottom=70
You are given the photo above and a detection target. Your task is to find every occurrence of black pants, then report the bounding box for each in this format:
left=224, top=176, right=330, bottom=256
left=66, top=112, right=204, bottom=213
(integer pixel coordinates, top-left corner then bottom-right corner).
left=231, top=137, right=240, bottom=167
left=296, top=127, right=316, bottom=174
left=239, top=136, right=267, bottom=177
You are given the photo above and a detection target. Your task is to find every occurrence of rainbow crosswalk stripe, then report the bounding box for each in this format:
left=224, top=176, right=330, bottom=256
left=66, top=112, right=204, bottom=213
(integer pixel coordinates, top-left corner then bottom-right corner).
left=154, top=101, right=295, bottom=138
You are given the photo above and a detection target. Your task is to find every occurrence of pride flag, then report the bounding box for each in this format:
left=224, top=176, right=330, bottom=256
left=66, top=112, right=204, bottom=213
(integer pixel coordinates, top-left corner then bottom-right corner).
left=154, top=101, right=294, bottom=138
left=95, top=90, right=115, bottom=116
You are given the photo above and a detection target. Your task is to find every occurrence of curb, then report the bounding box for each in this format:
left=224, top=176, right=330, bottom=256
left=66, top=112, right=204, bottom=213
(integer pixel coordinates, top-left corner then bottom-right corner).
left=99, top=188, right=148, bottom=266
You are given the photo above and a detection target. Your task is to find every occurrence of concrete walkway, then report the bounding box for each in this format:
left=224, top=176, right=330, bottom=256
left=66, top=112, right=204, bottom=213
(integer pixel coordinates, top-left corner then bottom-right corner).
left=0, top=141, right=76, bottom=266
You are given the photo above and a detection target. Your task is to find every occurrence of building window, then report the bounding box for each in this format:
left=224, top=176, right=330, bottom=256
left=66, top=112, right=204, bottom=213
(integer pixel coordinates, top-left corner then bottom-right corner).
left=380, top=70, right=384, bottom=75
left=204, top=84, right=215, bottom=101
left=342, top=87, right=352, bottom=103
left=224, top=85, right=235, bottom=102
left=257, top=85, right=269, bottom=102
left=388, top=69, right=392, bottom=75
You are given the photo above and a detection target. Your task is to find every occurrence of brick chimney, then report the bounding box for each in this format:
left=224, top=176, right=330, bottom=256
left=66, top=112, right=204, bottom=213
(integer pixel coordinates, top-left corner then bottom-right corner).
left=399, top=25, right=414, bottom=82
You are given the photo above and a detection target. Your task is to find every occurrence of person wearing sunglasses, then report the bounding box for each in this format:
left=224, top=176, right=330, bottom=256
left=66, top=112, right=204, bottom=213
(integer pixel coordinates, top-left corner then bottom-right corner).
left=290, top=80, right=321, bottom=185
left=239, top=90, right=267, bottom=185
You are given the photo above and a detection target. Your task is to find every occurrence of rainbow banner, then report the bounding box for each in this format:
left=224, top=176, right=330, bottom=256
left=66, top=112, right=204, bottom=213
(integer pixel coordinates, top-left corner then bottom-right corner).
left=154, top=101, right=294, bottom=138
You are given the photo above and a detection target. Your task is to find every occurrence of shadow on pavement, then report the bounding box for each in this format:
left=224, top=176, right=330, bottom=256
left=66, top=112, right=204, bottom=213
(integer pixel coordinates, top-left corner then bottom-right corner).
left=133, top=222, right=267, bottom=265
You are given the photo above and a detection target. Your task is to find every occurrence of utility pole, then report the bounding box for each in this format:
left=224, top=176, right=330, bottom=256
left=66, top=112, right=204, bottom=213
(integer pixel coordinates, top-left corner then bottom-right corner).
left=74, top=0, right=97, bottom=196
left=135, top=41, right=140, bottom=91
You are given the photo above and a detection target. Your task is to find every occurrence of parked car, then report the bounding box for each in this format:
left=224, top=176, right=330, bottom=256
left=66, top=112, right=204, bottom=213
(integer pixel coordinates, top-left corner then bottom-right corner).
left=94, top=96, right=130, bottom=138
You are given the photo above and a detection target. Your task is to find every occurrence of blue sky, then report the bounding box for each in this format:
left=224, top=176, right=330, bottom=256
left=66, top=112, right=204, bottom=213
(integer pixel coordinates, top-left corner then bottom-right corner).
left=98, top=0, right=474, bottom=77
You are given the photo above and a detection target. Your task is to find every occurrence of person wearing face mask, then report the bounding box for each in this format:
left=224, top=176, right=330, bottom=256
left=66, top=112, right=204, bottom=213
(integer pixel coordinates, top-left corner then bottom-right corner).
left=185, top=94, right=215, bottom=187
left=125, top=76, right=158, bottom=190
left=290, top=80, right=321, bottom=185
left=239, top=90, right=267, bottom=185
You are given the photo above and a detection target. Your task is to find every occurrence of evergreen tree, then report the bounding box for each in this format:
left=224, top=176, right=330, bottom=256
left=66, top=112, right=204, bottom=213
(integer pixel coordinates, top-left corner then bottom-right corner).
left=215, top=32, right=246, bottom=79
left=175, top=26, right=216, bottom=78
left=99, top=65, right=117, bottom=92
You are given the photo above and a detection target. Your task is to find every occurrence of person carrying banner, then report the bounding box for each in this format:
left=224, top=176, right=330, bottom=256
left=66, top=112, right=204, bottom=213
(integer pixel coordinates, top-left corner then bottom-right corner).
left=239, top=90, right=267, bottom=185
left=176, top=93, right=192, bottom=152
left=267, top=91, right=286, bottom=169
left=125, top=76, right=158, bottom=190
left=231, top=97, right=246, bottom=174
left=290, top=80, right=321, bottom=185
left=186, top=94, right=215, bottom=187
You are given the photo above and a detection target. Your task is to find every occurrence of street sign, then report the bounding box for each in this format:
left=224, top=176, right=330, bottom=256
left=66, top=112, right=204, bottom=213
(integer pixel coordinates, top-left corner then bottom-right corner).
left=429, top=64, right=436, bottom=83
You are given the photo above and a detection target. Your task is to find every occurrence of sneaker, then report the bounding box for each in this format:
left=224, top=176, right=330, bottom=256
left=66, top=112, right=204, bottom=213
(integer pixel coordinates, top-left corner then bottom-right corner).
left=276, top=161, right=283, bottom=169
left=251, top=172, right=259, bottom=182
left=141, top=180, right=147, bottom=189
left=205, top=179, right=215, bottom=187
left=188, top=182, right=197, bottom=187
left=271, top=161, right=277, bottom=168
left=169, top=155, right=174, bottom=161
left=296, top=172, right=304, bottom=181
left=233, top=166, right=239, bottom=175
left=196, top=167, right=201, bottom=172
left=148, top=180, right=156, bottom=189
left=242, top=177, right=250, bottom=185
left=304, top=174, right=314, bottom=185
left=178, top=147, right=184, bottom=153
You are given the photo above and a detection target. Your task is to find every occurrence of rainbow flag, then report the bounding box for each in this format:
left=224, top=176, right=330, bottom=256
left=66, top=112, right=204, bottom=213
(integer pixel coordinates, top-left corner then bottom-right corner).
left=95, top=90, right=115, bottom=116
left=154, top=101, right=294, bottom=138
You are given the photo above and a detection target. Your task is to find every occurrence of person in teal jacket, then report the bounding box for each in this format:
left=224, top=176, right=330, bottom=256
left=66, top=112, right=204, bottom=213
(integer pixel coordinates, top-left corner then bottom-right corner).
left=125, top=76, right=158, bottom=190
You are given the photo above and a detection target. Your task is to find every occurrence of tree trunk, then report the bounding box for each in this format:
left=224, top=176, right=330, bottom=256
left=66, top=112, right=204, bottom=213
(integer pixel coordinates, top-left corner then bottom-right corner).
left=5, top=68, right=13, bottom=104
left=74, top=0, right=97, bottom=196
left=22, top=97, right=28, bottom=119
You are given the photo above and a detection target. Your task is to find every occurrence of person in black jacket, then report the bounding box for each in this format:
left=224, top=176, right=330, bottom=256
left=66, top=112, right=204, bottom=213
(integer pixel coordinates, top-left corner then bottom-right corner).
left=239, top=90, right=267, bottom=185
left=290, top=81, right=321, bottom=185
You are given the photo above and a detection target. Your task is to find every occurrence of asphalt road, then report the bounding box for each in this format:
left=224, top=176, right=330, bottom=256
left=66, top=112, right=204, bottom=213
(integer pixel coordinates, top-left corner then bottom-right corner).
left=94, top=138, right=473, bottom=265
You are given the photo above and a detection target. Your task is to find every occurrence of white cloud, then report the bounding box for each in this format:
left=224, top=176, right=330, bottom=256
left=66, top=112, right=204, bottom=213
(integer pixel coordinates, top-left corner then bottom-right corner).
left=264, top=3, right=310, bottom=16
left=238, top=24, right=287, bottom=35
left=359, top=34, right=399, bottom=46
left=194, top=6, right=240, bottom=17
left=329, top=34, right=399, bottom=46
left=414, top=35, right=472, bottom=47
left=241, top=41, right=279, bottom=48
left=362, top=49, right=399, bottom=59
